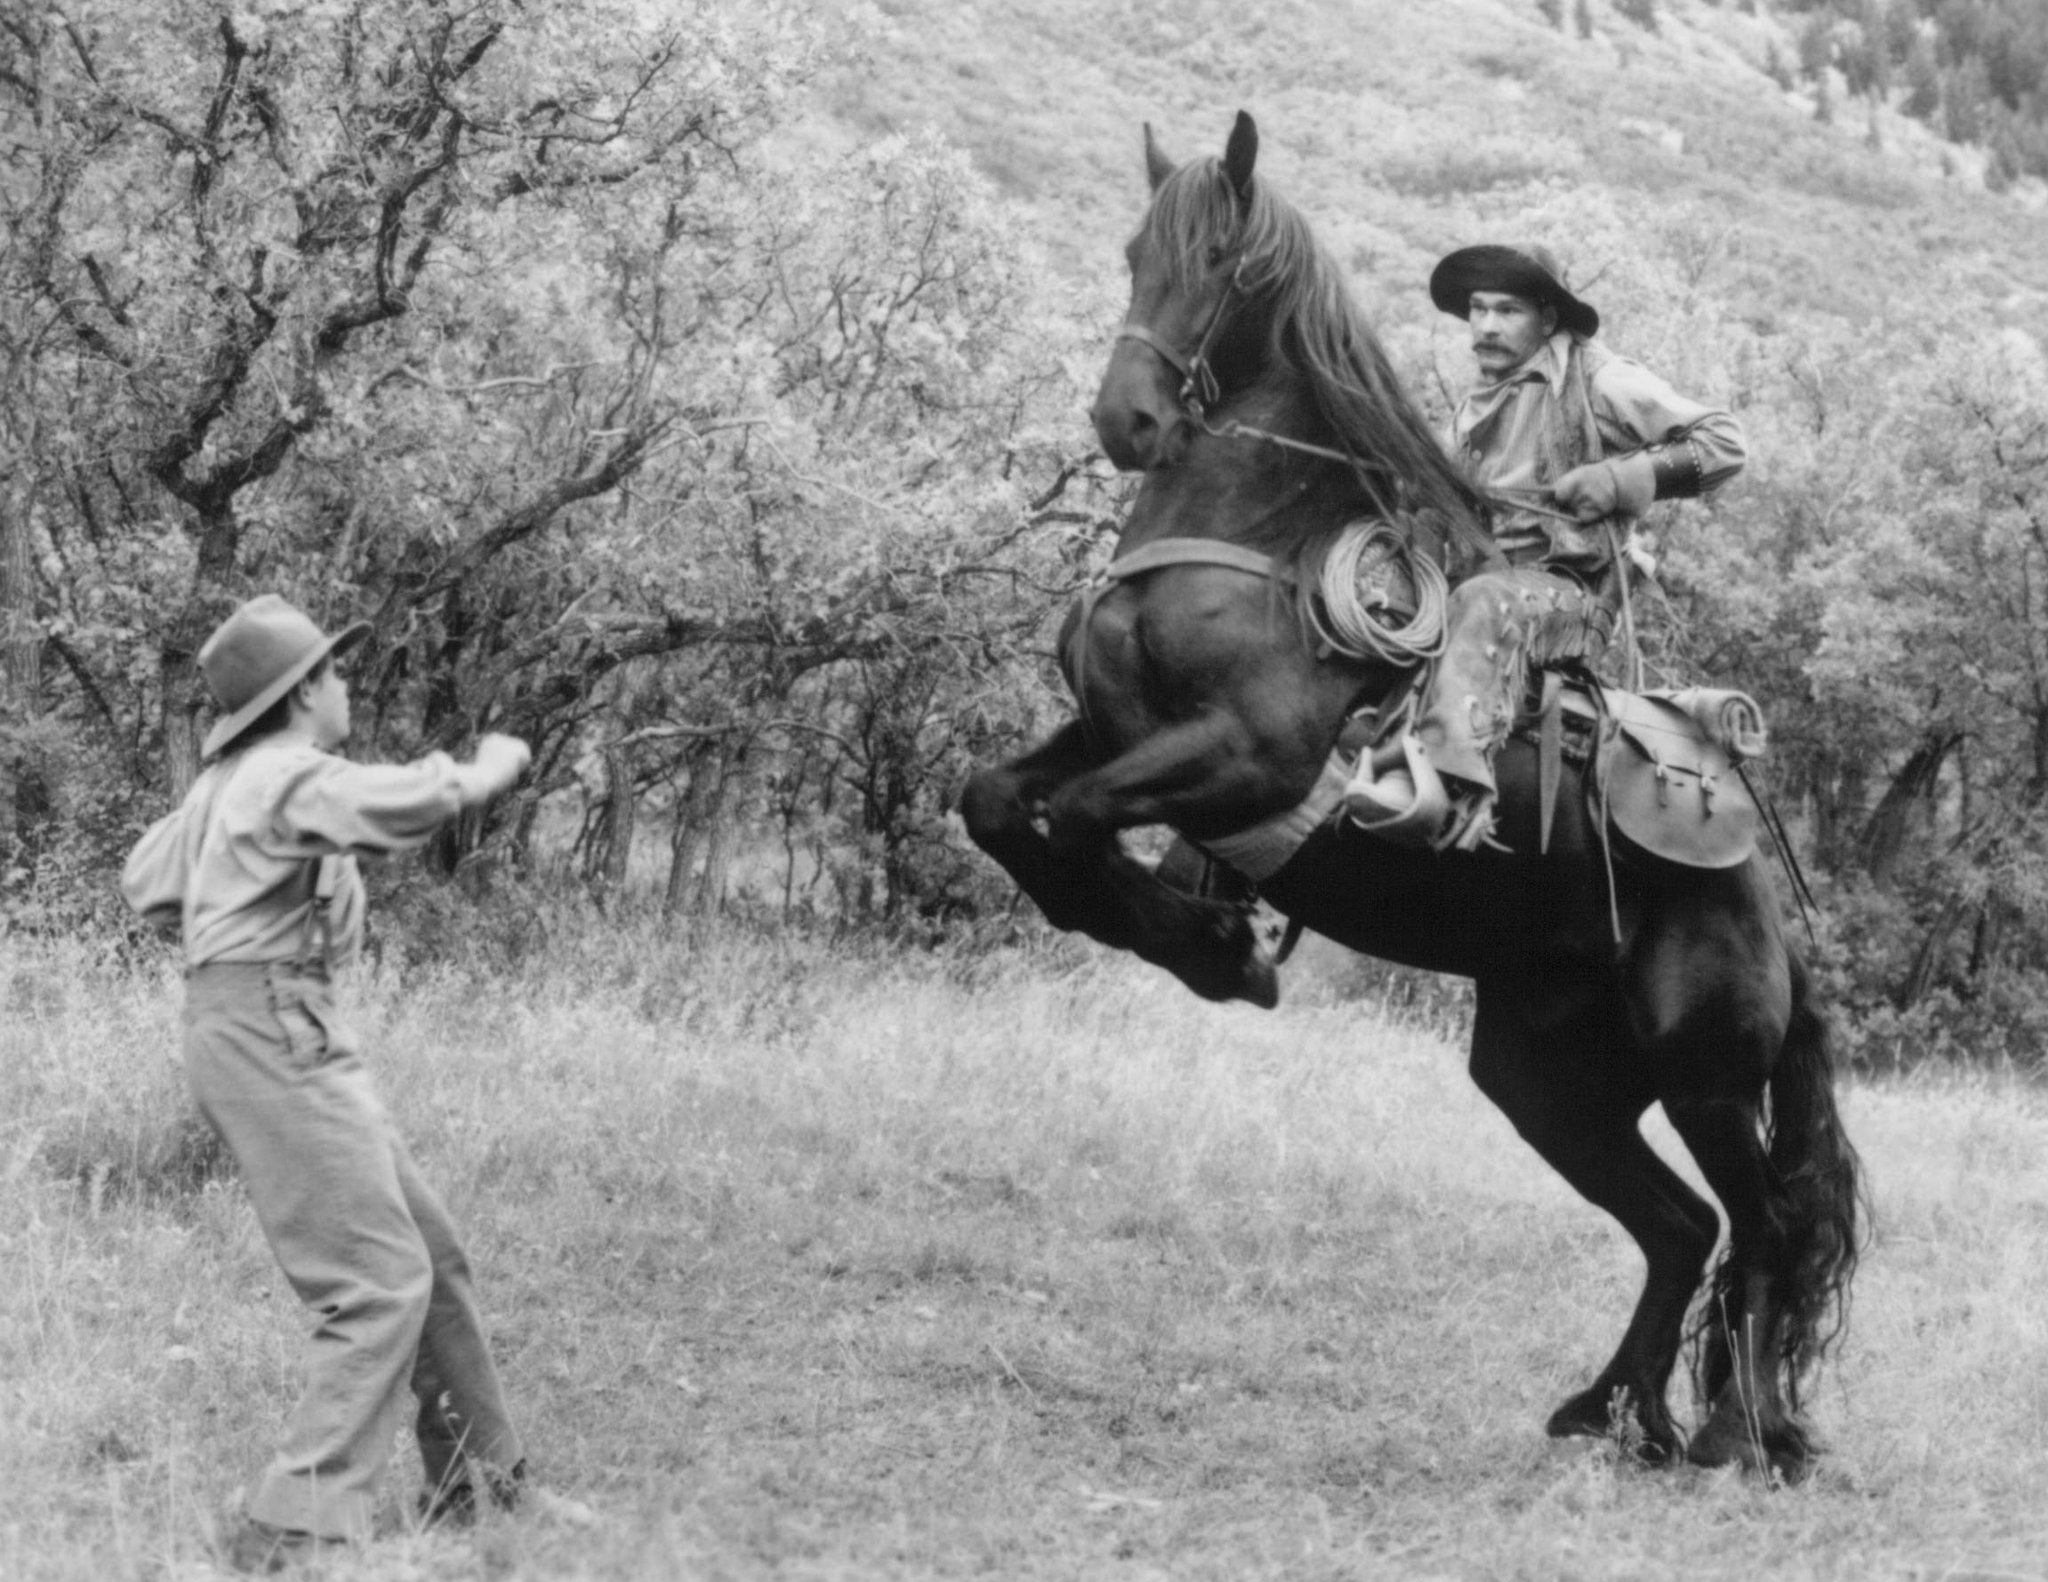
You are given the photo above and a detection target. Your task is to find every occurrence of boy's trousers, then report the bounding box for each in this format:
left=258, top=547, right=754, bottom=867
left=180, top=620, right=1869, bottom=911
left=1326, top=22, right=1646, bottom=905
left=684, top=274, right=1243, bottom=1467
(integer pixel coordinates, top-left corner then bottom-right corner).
left=184, top=962, right=523, bottom=1539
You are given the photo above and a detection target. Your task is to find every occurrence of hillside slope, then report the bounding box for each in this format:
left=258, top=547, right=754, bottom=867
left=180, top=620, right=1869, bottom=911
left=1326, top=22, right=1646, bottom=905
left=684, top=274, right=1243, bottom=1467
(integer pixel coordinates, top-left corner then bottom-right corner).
left=819, top=0, right=2048, bottom=349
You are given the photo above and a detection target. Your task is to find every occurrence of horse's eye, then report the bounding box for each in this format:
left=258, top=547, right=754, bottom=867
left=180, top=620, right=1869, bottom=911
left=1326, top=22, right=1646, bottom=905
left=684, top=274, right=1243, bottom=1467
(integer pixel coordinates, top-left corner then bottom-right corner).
left=1207, top=246, right=1227, bottom=268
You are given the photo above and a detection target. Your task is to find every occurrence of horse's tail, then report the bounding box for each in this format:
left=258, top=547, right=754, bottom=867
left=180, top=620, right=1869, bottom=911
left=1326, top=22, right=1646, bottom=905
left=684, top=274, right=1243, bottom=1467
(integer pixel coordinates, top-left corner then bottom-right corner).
left=1702, top=948, right=1867, bottom=1410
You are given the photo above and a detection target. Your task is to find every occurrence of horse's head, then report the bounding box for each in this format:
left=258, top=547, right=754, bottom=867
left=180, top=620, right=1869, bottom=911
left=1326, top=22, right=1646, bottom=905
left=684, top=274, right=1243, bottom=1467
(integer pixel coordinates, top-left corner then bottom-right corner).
left=1092, top=111, right=1274, bottom=472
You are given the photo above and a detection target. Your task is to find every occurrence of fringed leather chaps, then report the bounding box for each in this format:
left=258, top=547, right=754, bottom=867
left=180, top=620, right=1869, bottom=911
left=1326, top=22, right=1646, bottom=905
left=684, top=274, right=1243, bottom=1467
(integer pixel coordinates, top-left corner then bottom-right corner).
left=1399, top=567, right=1613, bottom=804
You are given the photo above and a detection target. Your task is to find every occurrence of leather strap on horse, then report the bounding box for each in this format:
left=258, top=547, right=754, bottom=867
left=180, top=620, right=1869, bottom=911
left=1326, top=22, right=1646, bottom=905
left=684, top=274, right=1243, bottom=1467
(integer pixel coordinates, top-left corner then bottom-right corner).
left=1740, top=761, right=1820, bottom=949
left=1604, top=521, right=1644, bottom=692
left=1537, top=670, right=1564, bottom=855
left=1094, top=537, right=1282, bottom=584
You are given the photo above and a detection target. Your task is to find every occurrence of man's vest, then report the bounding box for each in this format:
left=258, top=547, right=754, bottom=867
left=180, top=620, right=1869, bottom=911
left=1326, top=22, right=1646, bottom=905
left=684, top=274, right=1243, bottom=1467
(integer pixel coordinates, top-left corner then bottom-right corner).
left=1466, top=335, right=1615, bottom=574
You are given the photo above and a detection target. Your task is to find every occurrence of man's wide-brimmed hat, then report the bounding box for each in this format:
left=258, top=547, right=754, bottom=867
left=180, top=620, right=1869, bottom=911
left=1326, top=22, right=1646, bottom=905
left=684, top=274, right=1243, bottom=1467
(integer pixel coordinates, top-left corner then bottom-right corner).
left=1429, top=242, right=1600, bottom=339
left=199, top=594, right=370, bottom=759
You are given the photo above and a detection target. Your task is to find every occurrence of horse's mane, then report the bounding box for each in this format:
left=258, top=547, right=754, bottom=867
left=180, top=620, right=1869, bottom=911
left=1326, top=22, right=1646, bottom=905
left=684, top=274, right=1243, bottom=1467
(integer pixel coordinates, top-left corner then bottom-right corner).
left=1146, top=158, right=1491, bottom=566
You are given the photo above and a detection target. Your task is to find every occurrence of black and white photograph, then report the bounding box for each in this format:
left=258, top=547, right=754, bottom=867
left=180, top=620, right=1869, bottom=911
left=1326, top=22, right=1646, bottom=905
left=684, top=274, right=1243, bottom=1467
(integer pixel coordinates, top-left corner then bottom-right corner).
left=2, top=0, right=2044, bottom=1576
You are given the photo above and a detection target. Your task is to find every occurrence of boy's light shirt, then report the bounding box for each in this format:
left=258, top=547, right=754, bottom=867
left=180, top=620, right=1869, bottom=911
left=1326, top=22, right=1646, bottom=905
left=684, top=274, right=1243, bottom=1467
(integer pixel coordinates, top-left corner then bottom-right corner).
left=123, top=740, right=467, bottom=967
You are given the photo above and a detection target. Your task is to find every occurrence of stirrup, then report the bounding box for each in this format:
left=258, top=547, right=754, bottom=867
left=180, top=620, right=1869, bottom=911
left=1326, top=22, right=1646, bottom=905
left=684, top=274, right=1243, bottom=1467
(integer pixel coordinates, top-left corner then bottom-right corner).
left=1342, top=733, right=1451, bottom=848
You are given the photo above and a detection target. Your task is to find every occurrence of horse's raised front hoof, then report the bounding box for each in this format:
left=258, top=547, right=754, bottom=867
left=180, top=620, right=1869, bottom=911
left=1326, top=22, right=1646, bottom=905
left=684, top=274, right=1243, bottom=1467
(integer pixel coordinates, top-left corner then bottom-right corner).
left=1545, top=1387, right=1680, bottom=1466
left=1686, top=1408, right=1814, bottom=1484
left=1237, top=950, right=1280, bottom=1009
left=1176, top=942, right=1279, bottom=1008
left=1164, top=904, right=1280, bottom=1008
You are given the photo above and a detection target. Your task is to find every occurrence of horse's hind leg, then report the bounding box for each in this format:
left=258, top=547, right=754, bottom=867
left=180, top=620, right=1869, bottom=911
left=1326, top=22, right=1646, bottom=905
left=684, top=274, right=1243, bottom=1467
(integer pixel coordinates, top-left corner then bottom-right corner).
left=1662, top=1097, right=1816, bottom=1481
left=1641, top=884, right=1861, bottom=1483
left=1468, top=988, right=1720, bottom=1462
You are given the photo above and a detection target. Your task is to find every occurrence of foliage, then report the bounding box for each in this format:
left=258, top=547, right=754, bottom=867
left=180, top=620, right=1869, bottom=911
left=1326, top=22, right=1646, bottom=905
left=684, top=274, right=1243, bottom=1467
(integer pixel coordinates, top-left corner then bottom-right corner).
left=1616, top=0, right=1659, bottom=35
left=0, top=0, right=1106, bottom=927
left=1790, top=0, right=2048, bottom=177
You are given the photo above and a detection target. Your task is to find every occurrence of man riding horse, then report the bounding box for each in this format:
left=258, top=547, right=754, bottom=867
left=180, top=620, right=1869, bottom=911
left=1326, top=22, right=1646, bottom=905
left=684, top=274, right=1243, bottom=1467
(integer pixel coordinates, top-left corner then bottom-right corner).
left=963, top=117, right=1859, bottom=1478
left=1344, top=243, right=1748, bottom=848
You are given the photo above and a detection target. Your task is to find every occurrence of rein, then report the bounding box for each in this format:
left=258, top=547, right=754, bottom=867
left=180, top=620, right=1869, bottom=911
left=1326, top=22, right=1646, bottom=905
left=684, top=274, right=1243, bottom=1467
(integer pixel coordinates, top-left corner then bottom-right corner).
left=1486, top=485, right=1588, bottom=526
left=1200, top=414, right=1359, bottom=469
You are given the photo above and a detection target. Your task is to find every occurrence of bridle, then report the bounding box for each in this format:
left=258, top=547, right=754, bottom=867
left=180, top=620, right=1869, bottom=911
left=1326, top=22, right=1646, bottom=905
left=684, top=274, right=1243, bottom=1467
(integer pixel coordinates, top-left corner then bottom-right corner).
left=1113, top=254, right=1247, bottom=416
left=1112, top=253, right=1365, bottom=474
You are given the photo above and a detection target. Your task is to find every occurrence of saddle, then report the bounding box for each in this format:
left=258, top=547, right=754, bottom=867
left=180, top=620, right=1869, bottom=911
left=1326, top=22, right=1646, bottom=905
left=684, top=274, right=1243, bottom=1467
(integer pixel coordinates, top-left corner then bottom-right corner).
left=1522, top=681, right=1762, bottom=871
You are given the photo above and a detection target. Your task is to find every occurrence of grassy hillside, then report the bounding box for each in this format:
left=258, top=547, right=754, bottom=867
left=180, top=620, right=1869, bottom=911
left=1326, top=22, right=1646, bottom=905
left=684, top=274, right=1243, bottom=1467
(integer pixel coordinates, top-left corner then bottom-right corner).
left=819, top=0, right=2048, bottom=343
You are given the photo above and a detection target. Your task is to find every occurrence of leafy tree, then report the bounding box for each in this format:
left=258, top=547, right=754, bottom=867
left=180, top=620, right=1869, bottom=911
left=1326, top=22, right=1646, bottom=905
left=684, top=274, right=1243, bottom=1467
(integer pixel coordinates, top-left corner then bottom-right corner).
left=0, top=0, right=1102, bottom=926
left=1839, top=11, right=1891, bottom=96
left=1882, top=0, right=1922, bottom=67
left=1799, top=14, right=1837, bottom=80
left=1, top=0, right=829, bottom=794
left=1766, top=40, right=1798, bottom=92
left=1903, top=33, right=1945, bottom=120
left=1616, top=0, right=1659, bottom=33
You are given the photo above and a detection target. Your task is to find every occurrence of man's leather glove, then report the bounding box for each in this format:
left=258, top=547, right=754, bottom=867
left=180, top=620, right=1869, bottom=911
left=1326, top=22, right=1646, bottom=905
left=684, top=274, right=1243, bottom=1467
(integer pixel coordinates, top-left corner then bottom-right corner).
left=1550, top=453, right=1656, bottom=522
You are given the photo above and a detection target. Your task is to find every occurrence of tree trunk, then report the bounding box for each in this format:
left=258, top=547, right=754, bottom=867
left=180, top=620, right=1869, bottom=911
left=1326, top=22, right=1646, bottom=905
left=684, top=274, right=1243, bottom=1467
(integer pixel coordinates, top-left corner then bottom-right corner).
left=2029, top=704, right=2048, bottom=810
left=1900, top=892, right=1967, bottom=1008
left=601, top=741, right=635, bottom=893
left=159, top=645, right=206, bottom=797
left=663, top=801, right=699, bottom=920
left=1810, top=757, right=1866, bottom=872
left=692, top=749, right=737, bottom=918
left=1, top=429, right=50, bottom=850
left=665, top=739, right=731, bottom=921
left=161, top=497, right=244, bottom=795
left=1859, top=730, right=1959, bottom=885
left=1966, top=900, right=2006, bottom=987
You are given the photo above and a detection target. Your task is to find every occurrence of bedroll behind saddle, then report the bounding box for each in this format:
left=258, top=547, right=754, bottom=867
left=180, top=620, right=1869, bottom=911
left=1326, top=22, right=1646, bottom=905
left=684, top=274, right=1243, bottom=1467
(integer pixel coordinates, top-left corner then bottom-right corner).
left=1545, top=684, right=1762, bottom=870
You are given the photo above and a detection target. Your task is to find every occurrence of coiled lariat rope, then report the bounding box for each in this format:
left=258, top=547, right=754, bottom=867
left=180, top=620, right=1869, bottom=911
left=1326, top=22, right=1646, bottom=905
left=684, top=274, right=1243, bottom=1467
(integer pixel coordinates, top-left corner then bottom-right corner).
left=1309, top=522, right=1449, bottom=667
left=1193, top=414, right=1451, bottom=668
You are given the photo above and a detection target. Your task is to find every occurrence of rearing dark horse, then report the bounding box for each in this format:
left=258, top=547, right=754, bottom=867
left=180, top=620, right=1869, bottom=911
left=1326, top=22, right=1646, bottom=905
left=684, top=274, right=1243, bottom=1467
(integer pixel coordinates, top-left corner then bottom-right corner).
left=961, top=112, right=1862, bottom=1479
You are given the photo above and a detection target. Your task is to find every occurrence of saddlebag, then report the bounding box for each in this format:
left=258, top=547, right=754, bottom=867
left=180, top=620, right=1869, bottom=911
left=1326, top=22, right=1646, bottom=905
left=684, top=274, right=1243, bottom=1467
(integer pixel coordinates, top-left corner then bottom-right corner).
left=1553, top=686, right=1761, bottom=870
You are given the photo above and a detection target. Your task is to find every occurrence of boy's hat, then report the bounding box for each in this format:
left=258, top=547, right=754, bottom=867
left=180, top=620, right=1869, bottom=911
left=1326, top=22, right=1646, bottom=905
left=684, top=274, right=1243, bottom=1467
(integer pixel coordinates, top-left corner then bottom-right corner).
left=199, top=595, right=370, bottom=759
left=1429, top=242, right=1600, bottom=339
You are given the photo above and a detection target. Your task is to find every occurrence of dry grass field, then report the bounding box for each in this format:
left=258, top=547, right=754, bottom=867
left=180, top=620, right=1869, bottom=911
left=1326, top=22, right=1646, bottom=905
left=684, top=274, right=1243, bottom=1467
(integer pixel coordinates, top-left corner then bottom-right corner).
left=5, top=914, right=2046, bottom=1581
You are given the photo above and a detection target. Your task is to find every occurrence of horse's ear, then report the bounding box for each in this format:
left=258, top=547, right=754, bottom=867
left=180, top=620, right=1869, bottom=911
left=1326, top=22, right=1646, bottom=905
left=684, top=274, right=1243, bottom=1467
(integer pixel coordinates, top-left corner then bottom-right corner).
left=1143, top=122, right=1175, bottom=191
left=1223, top=111, right=1258, bottom=202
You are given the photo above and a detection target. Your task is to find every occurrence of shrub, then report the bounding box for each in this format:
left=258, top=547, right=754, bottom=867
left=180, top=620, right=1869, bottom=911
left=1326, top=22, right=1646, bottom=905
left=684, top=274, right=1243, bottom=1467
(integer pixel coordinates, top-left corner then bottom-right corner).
left=1616, top=0, right=1659, bottom=33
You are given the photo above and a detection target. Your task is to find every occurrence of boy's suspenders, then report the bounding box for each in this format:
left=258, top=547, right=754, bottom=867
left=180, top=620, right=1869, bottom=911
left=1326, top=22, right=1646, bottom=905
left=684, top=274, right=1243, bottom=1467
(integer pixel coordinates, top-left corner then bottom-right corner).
left=193, top=750, right=343, bottom=974
left=294, top=855, right=340, bottom=974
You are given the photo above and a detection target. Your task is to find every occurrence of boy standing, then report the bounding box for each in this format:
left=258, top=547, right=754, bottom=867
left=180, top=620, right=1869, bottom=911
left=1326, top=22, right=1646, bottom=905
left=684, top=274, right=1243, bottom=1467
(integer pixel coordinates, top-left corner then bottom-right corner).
left=123, top=595, right=535, bottom=1571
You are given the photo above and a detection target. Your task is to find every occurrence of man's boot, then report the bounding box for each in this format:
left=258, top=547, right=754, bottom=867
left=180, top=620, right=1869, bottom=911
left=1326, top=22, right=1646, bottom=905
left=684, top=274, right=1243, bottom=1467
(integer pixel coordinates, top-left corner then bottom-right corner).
left=1342, top=732, right=1455, bottom=848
